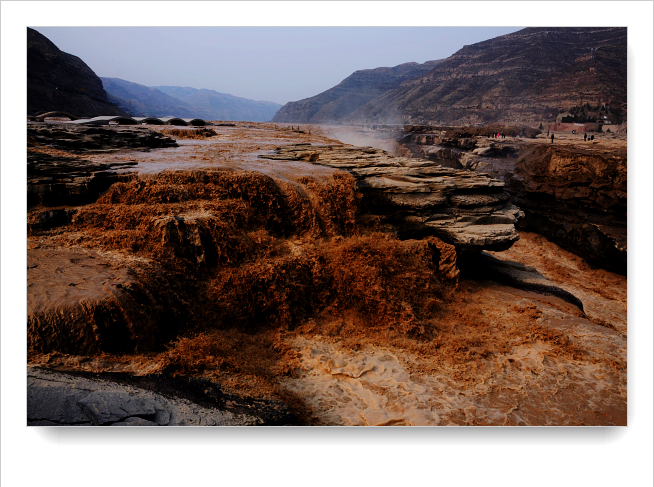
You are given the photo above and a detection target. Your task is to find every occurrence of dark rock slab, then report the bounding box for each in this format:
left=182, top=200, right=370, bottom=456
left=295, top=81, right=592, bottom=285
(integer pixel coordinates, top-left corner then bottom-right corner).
left=77, top=391, right=157, bottom=425
left=27, top=366, right=297, bottom=426
left=459, top=251, right=585, bottom=312
left=28, top=124, right=178, bottom=153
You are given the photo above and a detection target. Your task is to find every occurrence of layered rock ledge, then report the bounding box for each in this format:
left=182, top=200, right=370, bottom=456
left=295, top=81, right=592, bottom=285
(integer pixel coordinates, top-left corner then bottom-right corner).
left=260, top=143, right=523, bottom=253
left=27, top=124, right=178, bottom=208
left=507, top=144, right=627, bottom=274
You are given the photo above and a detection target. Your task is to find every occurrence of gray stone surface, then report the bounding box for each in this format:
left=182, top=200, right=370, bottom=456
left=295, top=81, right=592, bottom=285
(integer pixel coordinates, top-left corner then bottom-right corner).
left=27, top=366, right=267, bottom=426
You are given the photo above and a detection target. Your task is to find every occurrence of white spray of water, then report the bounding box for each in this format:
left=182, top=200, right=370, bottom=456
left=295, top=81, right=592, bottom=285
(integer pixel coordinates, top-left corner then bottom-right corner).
left=312, top=124, right=404, bottom=155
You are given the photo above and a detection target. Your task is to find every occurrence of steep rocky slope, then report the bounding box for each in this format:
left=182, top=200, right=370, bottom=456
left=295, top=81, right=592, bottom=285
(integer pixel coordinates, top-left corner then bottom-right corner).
left=27, top=28, right=124, bottom=117
left=272, top=60, right=443, bottom=123
left=349, top=27, right=626, bottom=125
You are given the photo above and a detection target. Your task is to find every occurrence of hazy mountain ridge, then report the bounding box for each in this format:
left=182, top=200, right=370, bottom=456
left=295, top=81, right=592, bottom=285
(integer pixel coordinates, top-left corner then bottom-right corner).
left=155, top=86, right=281, bottom=122
left=100, top=78, right=281, bottom=121
left=346, top=27, right=627, bottom=124
left=271, top=60, right=444, bottom=123
left=101, top=78, right=201, bottom=118
left=27, top=28, right=124, bottom=117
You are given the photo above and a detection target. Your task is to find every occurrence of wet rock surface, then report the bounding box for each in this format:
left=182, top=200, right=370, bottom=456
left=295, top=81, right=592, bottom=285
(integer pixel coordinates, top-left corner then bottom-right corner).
left=27, top=366, right=296, bottom=426
left=459, top=251, right=585, bottom=312
left=507, top=144, right=627, bottom=274
left=28, top=124, right=178, bottom=153
left=260, top=143, right=523, bottom=253
left=27, top=151, right=136, bottom=208
left=27, top=125, right=178, bottom=208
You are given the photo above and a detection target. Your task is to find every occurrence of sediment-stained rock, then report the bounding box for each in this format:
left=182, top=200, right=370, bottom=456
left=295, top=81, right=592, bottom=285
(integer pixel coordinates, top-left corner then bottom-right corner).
left=27, top=151, right=137, bottom=208
left=260, top=143, right=523, bottom=253
left=507, top=144, right=627, bottom=274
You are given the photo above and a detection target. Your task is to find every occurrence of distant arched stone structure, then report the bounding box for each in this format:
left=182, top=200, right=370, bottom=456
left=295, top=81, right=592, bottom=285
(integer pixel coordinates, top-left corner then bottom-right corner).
left=72, top=116, right=138, bottom=125
left=160, top=117, right=188, bottom=126
left=35, top=111, right=78, bottom=122
left=184, top=118, right=206, bottom=126
left=133, top=117, right=165, bottom=125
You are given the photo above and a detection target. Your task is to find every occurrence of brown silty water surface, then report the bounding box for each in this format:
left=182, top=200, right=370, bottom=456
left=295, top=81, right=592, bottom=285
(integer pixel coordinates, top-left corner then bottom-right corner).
left=27, top=122, right=627, bottom=425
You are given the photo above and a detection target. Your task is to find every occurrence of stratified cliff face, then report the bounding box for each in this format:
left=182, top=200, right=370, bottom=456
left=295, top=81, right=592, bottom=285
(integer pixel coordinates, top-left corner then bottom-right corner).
left=349, top=27, right=626, bottom=125
left=27, top=28, right=124, bottom=117
left=271, top=60, right=443, bottom=123
left=507, top=144, right=627, bottom=274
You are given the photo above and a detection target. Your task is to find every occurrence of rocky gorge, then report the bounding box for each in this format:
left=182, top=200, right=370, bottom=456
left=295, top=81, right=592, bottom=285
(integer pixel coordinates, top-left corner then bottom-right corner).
left=26, top=121, right=627, bottom=426
left=396, top=125, right=627, bottom=274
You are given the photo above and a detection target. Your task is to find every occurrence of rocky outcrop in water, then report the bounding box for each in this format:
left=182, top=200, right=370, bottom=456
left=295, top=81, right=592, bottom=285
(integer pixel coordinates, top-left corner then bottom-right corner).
left=27, top=124, right=177, bottom=208
left=260, top=143, right=523, bottom=253
left=397, top=128, right=522, bottom=172
left=507, top=144, right=627, bottom=274
left=28, top=124, right=178, bottom=153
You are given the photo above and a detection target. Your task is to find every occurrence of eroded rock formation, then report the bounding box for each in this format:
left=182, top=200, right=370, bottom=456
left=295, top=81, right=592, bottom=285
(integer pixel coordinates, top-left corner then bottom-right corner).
left=27, top=124, right=177, bottom=208
left=394, top=124, right=627, bottom=274
left=507, top=144, right=627, bottom=274
left=28, top=124, right=178, bottom=153
left=260, top=143, right=523, bottom=253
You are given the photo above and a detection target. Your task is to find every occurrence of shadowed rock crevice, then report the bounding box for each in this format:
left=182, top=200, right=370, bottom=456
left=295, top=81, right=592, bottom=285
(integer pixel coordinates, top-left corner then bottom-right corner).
left=458, top=251, right=585, bottom=312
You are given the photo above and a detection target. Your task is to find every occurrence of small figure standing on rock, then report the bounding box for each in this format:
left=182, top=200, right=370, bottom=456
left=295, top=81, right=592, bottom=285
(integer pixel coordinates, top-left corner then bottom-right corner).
left=551, top=133, right=554, bottom=143
left=591, top=135, right=594, bottom=141
left=584, top=133, right=587, bottom=141
left=547, top=129, right=549, bottom=137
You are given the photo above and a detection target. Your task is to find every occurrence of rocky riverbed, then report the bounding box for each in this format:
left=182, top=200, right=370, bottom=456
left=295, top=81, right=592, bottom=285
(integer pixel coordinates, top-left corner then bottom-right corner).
left=26, top=121, right=627, bottom=425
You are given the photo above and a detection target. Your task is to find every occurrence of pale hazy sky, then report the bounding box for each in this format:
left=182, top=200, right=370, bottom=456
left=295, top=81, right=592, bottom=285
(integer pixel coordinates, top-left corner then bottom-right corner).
left=32, top=27, right=522, bottom=105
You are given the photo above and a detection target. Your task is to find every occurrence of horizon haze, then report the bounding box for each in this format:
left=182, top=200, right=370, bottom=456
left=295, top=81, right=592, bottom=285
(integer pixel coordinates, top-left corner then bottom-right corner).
left=31, top=26, right=523, bottom=105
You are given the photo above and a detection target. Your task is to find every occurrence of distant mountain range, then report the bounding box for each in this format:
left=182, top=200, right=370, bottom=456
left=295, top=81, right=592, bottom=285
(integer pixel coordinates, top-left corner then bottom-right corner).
left=102, top=78, right=281, bottom=122
left=273, top=27, right=627, bottom=126
left=271, top=60, right=444, bottom=123
left=27, top=28, right=124, bottom=117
